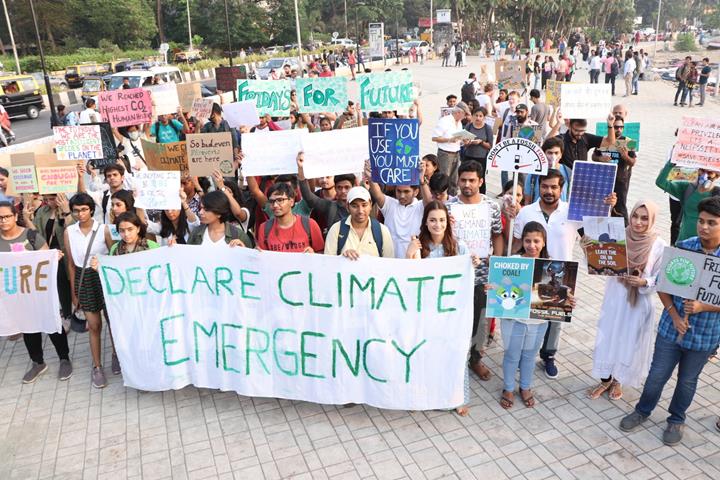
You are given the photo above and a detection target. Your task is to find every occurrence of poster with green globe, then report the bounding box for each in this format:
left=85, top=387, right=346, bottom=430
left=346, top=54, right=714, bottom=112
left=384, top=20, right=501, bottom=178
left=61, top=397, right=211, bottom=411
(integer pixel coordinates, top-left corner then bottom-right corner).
left=368, top=118, right=420, bottom=186
left=656, top=246, right=720, bottom=307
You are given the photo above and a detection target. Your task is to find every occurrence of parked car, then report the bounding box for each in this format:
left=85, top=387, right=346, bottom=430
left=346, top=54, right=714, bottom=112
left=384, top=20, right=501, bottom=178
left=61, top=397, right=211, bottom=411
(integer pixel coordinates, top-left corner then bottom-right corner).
left=30, top=72, right=68, bottom=91
left=264, top=45, right=285, bottom=55
left=253, top=57, right=300, bottom=80
left=81, top=76, right=106, bottom=101
left=107, top=66, right=184, bottom=90
left=0, top=74, right=45, bottom=119
left=174, top=50, right=203, bottom=64
left=401, top=40, right=430, bottom=55
left=330, top=38, right=356, bottom=49
left=64, top=62, right=104, bottom=89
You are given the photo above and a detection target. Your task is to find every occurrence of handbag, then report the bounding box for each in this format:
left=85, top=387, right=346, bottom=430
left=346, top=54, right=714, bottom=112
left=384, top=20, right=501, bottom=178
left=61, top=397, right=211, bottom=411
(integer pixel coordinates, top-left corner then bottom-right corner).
left=70, top=224, right=100, bottom=333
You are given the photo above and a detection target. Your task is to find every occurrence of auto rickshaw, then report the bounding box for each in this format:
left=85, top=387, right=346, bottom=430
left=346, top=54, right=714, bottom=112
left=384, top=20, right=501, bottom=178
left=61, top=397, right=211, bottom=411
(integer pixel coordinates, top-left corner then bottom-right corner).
left=81, top=75, right=105, bottom=101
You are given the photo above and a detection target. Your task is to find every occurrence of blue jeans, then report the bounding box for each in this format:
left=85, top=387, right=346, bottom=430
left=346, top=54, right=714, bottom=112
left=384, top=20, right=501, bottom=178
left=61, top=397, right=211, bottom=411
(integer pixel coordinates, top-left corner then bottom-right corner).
left=632, top=73, right=639, bottom=93
left=501, top=319, right=548, bottom=391
left=635, top=335, right=713, bottom=424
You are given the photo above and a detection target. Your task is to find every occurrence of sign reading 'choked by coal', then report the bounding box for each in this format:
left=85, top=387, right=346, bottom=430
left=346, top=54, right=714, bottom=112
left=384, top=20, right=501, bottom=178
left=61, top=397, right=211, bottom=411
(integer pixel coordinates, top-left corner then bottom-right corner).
left=658, top=246, right=720, bottom=306
left=186, top=132, right=234, bottom=177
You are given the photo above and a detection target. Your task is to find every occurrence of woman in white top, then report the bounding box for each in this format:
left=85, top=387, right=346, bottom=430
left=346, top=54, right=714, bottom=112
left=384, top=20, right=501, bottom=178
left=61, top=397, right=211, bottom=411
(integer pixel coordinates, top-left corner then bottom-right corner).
left=186, top=190, right=252, bottom=247
left=147, top=188, right=200, bottom=245
left=64, top=193, right=114, bottom=389
left=589, top=201, right=666, bottom=400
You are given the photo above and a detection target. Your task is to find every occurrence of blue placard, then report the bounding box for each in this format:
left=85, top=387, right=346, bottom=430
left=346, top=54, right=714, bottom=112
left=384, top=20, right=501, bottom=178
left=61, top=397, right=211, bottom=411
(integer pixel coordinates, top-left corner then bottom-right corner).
left=567, top=161, right=617, bottom=221
left=368, top=118, right=420, bottom=186
left=486, top=256, right=535, bottom=319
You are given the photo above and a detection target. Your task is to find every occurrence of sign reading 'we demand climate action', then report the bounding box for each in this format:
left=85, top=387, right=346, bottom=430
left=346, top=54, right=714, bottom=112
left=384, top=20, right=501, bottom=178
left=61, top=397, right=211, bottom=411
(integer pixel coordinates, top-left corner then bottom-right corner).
left=98, top=246, right=473, bottom=410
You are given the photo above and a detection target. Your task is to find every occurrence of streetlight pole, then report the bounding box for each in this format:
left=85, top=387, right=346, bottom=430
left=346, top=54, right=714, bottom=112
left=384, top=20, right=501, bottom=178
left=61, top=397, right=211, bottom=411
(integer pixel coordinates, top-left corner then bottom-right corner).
left=28, top=0, right=56, bottom=129
left=186, top=0, right=193, bottom=51
left=224, top=0, right=233, bottom=66
left=429, top=0, right=433, bottom=52
left=653, top=0, right=662, bottom=59
left=293, top=0, right=304, bottom=77
left=2, top=0, right=20, bottom=74
left=344, top=0, right=348, bottom=39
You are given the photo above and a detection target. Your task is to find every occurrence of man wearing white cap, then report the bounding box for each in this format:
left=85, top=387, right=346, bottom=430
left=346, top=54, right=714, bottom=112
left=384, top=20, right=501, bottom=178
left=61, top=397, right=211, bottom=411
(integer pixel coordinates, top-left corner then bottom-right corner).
left=324, top=186, right=394, bottom=259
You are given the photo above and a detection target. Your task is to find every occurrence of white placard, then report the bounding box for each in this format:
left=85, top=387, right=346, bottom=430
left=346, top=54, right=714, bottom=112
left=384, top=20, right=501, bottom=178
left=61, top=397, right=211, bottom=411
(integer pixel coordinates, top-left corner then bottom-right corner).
left=0, top=250, right=61, bottom=335
left=98, top=246, right=474, bottom=410
left=302, top=126, right=369, bottom=178
left=147, top=83, right=181, bottom=116
left=450, top=203, right=491, bottom=258
left=560, top=83, right=611, bottom=119
left=241, top=129, right=309, bottom=176
left=223, top=101, right=260, bottom=128
left=190, top=97, right=214, bottom=120
left=133, top=171, right=181, bottom=210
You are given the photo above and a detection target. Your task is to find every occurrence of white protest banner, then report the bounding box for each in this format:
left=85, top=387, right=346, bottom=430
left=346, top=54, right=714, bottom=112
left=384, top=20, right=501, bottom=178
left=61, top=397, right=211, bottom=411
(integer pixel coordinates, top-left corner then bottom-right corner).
left=488, top=137, right=548, bottom=174
left=560, top=83, right=611, bottom=119
left=147, top=83, right=180, bottom=116
left=133, top=171, right=181, bottom=210
left=53, top=125, right=103, bottom=161
left=223, top=101, right=260, bottom=128
left=241, top=129, right=308, bottom=176
left=450, top=203, right=491, bottom=257
left=0, top=250, right=61, bottom=335
left=98, top=246, right=473, bottom=410
left=301, top=126, right=369, bottom=178
left=190, top=97, right=214, bottom=120
left=671, top=117, right=720, bottom=171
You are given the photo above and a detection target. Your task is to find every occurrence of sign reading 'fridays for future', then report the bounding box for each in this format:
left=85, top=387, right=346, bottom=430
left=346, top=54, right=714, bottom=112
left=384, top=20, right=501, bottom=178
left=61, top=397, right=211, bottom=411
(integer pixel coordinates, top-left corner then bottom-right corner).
left=98, top=246, right=473, bottom=410
left=357, top=71, right=414, bottom=112
left=237, top=79, right=292, bottom=116
left=294, top=77, right=349, bottom=113
left=657, top=246, right=720, bottom=306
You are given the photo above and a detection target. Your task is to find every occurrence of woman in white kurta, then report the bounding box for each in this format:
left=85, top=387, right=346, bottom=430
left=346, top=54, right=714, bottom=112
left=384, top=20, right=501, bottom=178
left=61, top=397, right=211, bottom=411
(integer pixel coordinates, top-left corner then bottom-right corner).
left=589, top=201, right=666, bottom=400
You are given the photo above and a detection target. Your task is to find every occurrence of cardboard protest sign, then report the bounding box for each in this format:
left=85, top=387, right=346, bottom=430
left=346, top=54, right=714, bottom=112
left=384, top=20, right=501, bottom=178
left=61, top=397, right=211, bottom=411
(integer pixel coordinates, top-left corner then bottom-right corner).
left=666, top=166, right=698, bottom=183
left=582, top=216, right=628, bottom=276
left=147, top=83, right=180, bottom=116
left=9, top=152, right=38, bottom=193
left=190, top=97, right=214, bottom=120
left=176, top=83, right=202, bottom=112
left=98, top=246, right=473, bottom=410
left=597, top=122, right=640, bottom=151
left=85, top=122, right=119, bottom=170
left=237, top=79, right=292, bottom=117
left=53, top=125, right=103, bottom=161
left=657, top=247, right=720, bottom=307
left=495, top=60, right=524, bottom=89
left=223, top=101, right=259, bottom=128
left=357, top=71, right=414, bottom=112
left=302, top=126, right=369, bottom=178
left=186, top=132, right=235, bottom=177
left=440, top=107, right=453, bottom=117
left=368, top=118, right=420, bottom=186
left=560, top=83, right=611, bottom=119
left=133, top=171, right=181, bottom=210
left=36, top=166, right=78, bottom=194
left=545, top=80, right=566, bottom=108
left=295, top=77, right=349, bottom=113
left=530, top=259, right=578, bottom=322
left=142, top=139, right=189, bottom=175
left=98, top=88, right=153, bottom=128
left=512, top=124, right=543, bottom=145
left=567, top=161, right=617, bottom=221
left=486, top=256, right=535, bottom=319
left=477, top=61, right=496, bottom=83
left=449, top=203, right=491, bottom=258
left=0, top=250, right=61, bottom=335
left=215, top=65, right=247, bottom=92
left=488, top=137, right=548, bottom=174
left=241, top=129, right=308, bottom=176
left=671, top=117, right=720, bottom=171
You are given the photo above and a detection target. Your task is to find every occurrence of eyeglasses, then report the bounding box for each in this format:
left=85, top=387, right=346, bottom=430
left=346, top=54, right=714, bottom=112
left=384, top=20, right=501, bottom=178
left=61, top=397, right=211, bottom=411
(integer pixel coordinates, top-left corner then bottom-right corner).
left=268, top=197, right=289, bottom=205
left=72, top=207, right=91, bottom=214
left=613, top=125, right=624, bottom=130
left=0, top=214, right=14, bottom=222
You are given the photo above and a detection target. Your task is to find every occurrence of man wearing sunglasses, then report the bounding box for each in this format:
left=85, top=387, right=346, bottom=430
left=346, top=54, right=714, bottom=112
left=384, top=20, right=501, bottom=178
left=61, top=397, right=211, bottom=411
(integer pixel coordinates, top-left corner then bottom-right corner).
left=593, top=116, right=637, bottom=223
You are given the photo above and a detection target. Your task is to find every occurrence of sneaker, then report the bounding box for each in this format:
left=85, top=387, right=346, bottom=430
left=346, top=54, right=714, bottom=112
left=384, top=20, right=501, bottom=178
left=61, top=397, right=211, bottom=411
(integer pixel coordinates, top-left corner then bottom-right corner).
left=543, top=356, right=558, bottom=379
left=111, top=353, right=121, bottom=375
left=619, top=411, right=648, bottom=432
left=22, top=362, right=48, bottom=384
left=662, top=423, right=684, bottom=446
left=673, top=102, right=678, bottom=106
left=58, top=359, right=73, bottom=381
left=91, top=367, right=107, bottom=389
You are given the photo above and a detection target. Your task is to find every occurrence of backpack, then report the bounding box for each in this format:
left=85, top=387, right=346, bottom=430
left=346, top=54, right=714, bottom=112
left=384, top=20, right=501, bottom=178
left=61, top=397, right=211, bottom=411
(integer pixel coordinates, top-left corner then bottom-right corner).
left=461, top=82, right=475, bottom=103
left=264, top=215, right=313, bottom=250
left=25, top=228, right=39, bottom=250
left=610, top=58, right=619, bottom=76
left=336, top=218, right=384, bottom=257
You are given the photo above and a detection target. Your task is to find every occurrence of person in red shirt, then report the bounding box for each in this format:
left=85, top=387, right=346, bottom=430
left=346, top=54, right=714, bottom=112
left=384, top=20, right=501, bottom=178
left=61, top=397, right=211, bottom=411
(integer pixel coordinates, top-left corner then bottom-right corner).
left=257, top=183, right=324, bottom=253
left=319, top=64, right=334, bottom=78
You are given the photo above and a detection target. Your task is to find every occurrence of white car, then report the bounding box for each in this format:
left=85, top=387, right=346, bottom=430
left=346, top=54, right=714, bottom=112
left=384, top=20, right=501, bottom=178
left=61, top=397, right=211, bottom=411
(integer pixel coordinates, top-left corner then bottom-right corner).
left=401, top=40, right=430, bottom=55
left=330, top=38, right=356, bottom=49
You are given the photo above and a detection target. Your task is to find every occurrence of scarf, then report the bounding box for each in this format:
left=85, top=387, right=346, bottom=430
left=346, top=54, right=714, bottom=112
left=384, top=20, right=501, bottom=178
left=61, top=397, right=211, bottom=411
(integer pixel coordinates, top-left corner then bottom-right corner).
left=625, top=200, right=658, bottom=306
left=113, top=238, right=151, bottom=256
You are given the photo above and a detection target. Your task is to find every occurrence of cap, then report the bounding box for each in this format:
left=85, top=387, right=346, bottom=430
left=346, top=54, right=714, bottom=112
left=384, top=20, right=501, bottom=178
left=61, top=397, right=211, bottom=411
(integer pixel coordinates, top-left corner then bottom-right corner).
left=347, top=186, right=371, bottom=204
left=516, top=103, right=529, bottom=111
left=455, top=102, right=471, bottom=115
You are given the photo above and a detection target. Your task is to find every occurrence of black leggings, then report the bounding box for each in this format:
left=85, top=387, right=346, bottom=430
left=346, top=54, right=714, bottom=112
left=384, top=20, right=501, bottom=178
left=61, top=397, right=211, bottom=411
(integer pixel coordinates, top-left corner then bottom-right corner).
left=24, top=331, right=70, bottom=364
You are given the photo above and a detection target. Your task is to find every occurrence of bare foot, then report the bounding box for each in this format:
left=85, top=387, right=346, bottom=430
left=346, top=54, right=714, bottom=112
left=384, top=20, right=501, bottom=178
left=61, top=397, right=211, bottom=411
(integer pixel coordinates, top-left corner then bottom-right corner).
left=455, top=406, right=469, bottom=417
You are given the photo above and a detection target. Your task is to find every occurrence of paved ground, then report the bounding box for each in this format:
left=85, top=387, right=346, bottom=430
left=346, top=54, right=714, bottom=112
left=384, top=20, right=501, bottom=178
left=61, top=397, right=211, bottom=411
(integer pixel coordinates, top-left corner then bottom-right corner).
left=1, top=55, right=720, bottom=480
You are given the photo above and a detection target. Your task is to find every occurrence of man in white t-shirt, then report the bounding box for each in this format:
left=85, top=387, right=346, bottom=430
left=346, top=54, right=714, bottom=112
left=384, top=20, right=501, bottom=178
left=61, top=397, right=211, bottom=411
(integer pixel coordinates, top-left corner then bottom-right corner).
left=366, top=167, right=423, bottom=258
left=431, top=106, right=465, bottom=196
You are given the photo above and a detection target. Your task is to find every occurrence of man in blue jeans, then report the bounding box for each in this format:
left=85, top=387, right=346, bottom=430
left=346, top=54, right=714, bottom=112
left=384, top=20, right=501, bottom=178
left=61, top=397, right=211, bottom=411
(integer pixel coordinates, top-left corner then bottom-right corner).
left=620, top=196, right=720, bottom=445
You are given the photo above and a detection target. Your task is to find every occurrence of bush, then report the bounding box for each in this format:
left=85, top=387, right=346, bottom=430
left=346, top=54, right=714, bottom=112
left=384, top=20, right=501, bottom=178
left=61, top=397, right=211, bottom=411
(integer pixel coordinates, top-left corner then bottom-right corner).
left=674, top=33, right=697, bottom=52
left=0, top=48, right=158, bottom=73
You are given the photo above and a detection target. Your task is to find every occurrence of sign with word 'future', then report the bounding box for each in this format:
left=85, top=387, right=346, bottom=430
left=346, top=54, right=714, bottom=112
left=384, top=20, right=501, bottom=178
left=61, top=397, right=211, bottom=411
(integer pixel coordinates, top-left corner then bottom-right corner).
left=97, top=246, right=473, bottom=410
left=368, top=118, right=420, bottom=186
left=658, top=246, right=720, bottom=306
left=358, top=71, right=414, bottom=112
left=237, top=79, right=292, bottom=117
left=295, top=77, right=349, bottom=113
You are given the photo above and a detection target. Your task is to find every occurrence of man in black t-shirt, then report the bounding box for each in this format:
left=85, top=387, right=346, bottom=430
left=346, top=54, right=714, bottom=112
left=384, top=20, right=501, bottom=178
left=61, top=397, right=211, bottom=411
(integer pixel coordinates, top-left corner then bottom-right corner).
left=698, top=57, right=712, bottom=107
left=593, top=117, right=637, bottom=224
left=551, top=116, right=615, bottom=169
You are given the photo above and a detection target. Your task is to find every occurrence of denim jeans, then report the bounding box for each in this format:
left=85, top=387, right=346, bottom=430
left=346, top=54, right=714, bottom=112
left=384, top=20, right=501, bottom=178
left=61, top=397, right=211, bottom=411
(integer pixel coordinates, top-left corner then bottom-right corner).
left=635, top=335, right=714, bottom=424
left=632, top=73, right=639, bottom=93
left=501, top=319, right=549, bottom=391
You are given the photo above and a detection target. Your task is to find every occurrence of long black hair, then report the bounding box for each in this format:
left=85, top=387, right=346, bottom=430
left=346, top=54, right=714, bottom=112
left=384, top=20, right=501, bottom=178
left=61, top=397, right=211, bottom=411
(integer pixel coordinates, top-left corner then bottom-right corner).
left=518, top=221, right=550, bottom=258
left=160, top=208, right=189, bottom=244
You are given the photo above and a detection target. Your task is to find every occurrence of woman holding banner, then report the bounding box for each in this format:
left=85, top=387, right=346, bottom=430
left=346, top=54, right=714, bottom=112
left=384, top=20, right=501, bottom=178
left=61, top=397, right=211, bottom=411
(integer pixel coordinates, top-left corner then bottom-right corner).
left=406, top=201, right=480, bottom=416
left=187, top=191, right=253, bottom=247
left=146, top=189, right=200, bottom=246
left=588, top=201, right=666, bottom=401
left=63, top=193, right=115, bottom=388
left=0, top=201, right=73, bottom=384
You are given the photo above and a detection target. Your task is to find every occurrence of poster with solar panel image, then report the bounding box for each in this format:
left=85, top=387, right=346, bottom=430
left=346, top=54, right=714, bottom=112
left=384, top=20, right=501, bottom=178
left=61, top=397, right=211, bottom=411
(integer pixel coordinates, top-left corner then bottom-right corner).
left=567, top=161, right=617, bottom=222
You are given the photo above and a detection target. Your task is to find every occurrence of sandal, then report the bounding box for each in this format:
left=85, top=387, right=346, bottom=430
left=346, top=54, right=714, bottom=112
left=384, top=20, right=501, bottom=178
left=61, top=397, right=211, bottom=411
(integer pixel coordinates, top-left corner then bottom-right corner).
left=455, top=405, right=470, bottom=417
left=608, top=380, right=623, bottom=400
left=470, top=360, right=492, bottom=381
left=500, top=390, right=514, bottom=410
left=715, top=417, right=720, bottom=433
left=587, top=381, right=612, bottom=400
left=519, top=388, right=536, bottom=408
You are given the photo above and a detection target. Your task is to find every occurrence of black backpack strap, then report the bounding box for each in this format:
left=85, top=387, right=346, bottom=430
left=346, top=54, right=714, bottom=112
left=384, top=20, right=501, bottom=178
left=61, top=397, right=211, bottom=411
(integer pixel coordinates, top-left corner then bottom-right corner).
left=370, top=219, right=384, bottom=257
left=337, top=220, right=351, bottom=255
left=26, top=228, right=38, bottom=250
left=101, top=191, right=110, bottom=220
left=300, top=215, right=312, bottom=249
left=263, top=218, right=275, bottom=242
